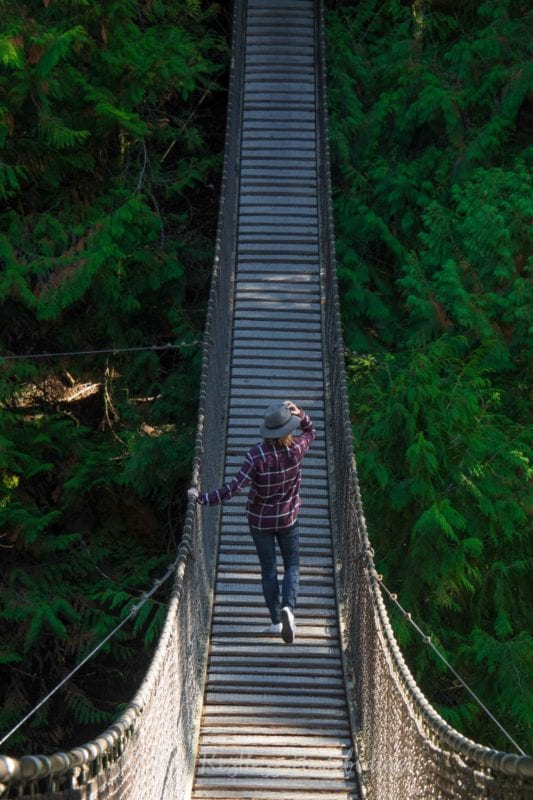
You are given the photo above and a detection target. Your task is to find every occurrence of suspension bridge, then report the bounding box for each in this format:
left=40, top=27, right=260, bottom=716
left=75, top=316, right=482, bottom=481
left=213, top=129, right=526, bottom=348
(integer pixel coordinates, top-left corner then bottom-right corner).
left=1, top=1, right=532, bottom=798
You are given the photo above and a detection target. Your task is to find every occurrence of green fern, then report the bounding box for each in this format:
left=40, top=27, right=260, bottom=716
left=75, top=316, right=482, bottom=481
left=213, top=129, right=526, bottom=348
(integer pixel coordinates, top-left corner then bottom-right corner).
left=0, top=162, right=27, bottom=200
left=38, top=115, right=90, bottom=150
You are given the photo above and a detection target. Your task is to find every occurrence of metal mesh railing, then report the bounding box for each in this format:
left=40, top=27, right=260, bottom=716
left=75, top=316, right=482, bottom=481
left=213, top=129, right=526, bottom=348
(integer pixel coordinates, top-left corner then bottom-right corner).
left=314, top=1, right=533, bottom=798
left=0, top=2, right=245, bottom=797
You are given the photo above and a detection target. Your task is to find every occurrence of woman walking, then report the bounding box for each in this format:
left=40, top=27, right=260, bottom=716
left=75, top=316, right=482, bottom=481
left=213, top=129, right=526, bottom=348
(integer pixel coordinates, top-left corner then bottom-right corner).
left=188, top=400, right=316, bottom=643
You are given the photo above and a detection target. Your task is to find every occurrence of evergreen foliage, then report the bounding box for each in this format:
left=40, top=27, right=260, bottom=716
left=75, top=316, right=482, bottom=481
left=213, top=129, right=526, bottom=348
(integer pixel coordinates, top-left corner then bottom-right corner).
left=327, top=0, right=532, bottom=752
left=0, top=0, right=228, bottom=754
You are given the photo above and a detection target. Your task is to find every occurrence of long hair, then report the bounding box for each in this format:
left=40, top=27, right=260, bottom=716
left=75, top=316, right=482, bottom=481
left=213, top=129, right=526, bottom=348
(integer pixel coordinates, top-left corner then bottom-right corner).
left=265, top=433, right=294, bottom=448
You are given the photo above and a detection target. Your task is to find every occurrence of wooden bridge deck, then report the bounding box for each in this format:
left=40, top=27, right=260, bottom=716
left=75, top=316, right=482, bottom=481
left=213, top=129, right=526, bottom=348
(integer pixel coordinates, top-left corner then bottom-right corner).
left=191, top=1, right=358, bottom=797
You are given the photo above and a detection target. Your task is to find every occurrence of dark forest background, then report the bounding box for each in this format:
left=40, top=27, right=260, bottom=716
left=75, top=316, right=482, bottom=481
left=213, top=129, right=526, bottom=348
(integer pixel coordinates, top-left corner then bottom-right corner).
left=0, top=0, right=531, bottom=758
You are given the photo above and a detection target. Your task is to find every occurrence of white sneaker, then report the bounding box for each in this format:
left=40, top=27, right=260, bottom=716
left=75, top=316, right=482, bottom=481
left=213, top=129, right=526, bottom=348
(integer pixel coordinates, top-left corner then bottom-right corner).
left=281, top=607, right=295, bottom=644
left=262, top=622, right=282, bottom=634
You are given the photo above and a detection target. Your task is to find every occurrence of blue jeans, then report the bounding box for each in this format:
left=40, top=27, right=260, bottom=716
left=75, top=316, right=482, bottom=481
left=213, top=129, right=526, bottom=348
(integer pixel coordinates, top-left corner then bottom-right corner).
left=250, top=521, right=300, bottom=625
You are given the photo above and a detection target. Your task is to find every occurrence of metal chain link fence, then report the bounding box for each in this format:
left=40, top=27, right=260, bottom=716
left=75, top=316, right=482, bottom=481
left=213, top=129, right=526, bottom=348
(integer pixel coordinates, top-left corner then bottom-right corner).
left=0, top=1, right=245, bottom=796
left=315, top=1, right=533, bottom=798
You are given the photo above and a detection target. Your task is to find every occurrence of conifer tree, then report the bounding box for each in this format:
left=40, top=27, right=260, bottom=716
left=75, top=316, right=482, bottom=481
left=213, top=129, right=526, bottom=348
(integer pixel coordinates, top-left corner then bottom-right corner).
left=0, top=0, right=228, bottom=753
left=327, top=0, right=532, bottom=751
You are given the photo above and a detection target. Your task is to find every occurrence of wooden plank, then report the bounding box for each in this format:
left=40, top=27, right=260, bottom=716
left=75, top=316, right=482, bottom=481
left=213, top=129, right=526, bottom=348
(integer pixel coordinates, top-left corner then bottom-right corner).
left=245, top=70, right=316, bottom=81
left=198, top=732, right=352, bottom=746
left=233, top=295, right=320, bottom=306
left=237, top=228, right=319, bottom=238
left=239, top=186, right=318, bottom=196
left=239, top=179, right=317, bottom=189
left=209, top=630, right=339, bottom=643
left=213, top=601, right=336, bottom=615
left=216, top=551, right=332, bottom=565
left=238, top=205, right=316, bottom=215
left=230, top=345, right=322, bottom=358
left=241, top=140, right=316, bottom=151
left=242, top=121, right=316, bottom=131
left=240, top=153, right=316, bottom=164
left=196, top=759, right=350, bottom=777
left=219, top=505, right=329, bottom=517
left=193, top=777, right=354, bottom=791
left=203, top=703, right=350, bottom=720
left=230, top=388, right=324, bottom=400
left=209, top=608, right=334, bottom=620
left=218, top=516, right=331, bottom=529
left=241, top=128, right=316, bottom=138
left=192, top=790, right=355, bottom=800
left=240, top=192, right=317, bottom=204
left=205, top=672, right=344, bottom=688
left=245, top=55, right=315, bottom=66
left=209, top=656, right=340, bottom=670
left=193, top=791, right=356, bottom=800
left=214, top=565, right=333, bottom=581
left=234, top=272, right=319, bottom=284
left=193, top=791, right=355, bottom=800
left=211, top=615, right=338, bottom=630
left=211, top=606, right=337, bottom=620
left=207, top=661, right=342, bottom=675
left=198, top=744, right=348, bottom=758
left=217, top=543, right=331, bottom=555
left=233, top=320, right=320, bottom=333
left=237, top=245, right=319, bottom=256
left=207, top=665, right=343, bottom=678
left=243, top=101, right=316, bottom=112
left=199, top=725, right=351, bottom=739
left=195, top=762, right=349, bottom=779
left=207, top=653, right=342, bottom=667
left=208, top=636, right=340, bottom=651
left=248, top=3, right=313, bottom=10
left=246, top=26, right=314, bottom=35
left=213, top=589, right=337, bottom=604
left=243, top=92, right=315, bottom=103
left=205, top=690, right=347, bottom=705
left=246, top=32, right=314, bottom=42
left=217, top=533, right=330, bottom=545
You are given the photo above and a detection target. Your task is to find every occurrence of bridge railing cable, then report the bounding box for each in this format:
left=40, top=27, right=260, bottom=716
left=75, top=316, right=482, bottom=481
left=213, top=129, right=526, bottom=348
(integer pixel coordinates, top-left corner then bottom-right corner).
left=0, top=1, right=246, bottom=797
left=315, top=1, right=533, bottom=798
left=0, top=563, right=179, bottom=750
left=377, top=577, right=526, bottom=756
left=0, top=342, right=200, bottom=361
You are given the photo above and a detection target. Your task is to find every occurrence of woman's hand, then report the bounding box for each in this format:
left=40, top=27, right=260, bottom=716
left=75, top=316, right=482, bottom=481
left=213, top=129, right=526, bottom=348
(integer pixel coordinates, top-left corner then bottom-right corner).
left=284, top=400, right=301, bottom=416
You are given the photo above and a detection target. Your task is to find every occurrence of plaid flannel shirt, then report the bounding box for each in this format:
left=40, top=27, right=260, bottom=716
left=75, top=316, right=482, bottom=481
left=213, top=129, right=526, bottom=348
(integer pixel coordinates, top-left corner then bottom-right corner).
left=198, top=412, right=316, bottom=530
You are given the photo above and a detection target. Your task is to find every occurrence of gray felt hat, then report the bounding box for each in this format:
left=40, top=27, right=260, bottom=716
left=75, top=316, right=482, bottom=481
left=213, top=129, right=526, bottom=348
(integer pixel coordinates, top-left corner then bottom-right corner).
left=260, top=401, right=301, bottom=439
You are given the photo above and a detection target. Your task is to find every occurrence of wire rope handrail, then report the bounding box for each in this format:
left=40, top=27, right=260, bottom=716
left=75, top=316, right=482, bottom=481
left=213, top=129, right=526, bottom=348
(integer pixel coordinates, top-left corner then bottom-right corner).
left=378, top=576, right=527, bottom=757
left=0, top=562, right=180, bottom=751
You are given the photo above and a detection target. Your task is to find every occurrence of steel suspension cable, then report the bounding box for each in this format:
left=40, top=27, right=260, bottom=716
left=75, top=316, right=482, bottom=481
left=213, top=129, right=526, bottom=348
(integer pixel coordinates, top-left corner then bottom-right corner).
left=377, top=576, right=526, bottom=756
left=0, top=342, right=200, bottom=362
left=0, top=560, right=180, bottom=748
